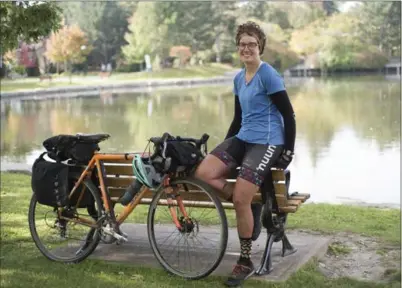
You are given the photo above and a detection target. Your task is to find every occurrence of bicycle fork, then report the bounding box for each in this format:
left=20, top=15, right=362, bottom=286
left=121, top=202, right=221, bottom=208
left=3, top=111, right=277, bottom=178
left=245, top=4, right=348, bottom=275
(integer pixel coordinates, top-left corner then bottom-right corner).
left=164, top=178, right=192, bottom=232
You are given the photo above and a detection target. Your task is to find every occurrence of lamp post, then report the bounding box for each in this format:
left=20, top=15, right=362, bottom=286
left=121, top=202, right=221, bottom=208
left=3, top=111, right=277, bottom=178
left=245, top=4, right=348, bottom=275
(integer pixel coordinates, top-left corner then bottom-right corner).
left=80, top=45, right=88, bottom=75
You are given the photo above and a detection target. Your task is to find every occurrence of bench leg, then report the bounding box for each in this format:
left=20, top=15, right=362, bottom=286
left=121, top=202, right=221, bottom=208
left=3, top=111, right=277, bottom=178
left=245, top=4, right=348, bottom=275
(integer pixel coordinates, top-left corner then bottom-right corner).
left=255, top=231, right=298, bottom=276
left=282, top=233, right=297, bottom=257
left=255, top=231, right=276, bottom=275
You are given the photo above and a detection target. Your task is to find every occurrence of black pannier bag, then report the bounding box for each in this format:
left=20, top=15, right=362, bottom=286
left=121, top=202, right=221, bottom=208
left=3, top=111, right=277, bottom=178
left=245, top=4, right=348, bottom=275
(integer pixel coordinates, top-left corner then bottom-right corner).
left=43, top=135, right=99, bottom=164
left=163, top=141, right=203, bottom=172
left=31, top=152, right=69, bottom=207
left=31, top=152, right=97, bottom=208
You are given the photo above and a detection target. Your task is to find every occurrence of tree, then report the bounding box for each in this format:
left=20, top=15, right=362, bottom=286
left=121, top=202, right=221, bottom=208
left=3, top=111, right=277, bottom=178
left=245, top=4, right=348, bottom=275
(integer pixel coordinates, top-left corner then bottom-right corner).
left=211, top=2, right=238, bottom=63
left=244, top=1, right=266, bottom=21
left=59, top=2, right=130, bottom=67
left=122, top=2, right=169, bottom=64
left=157, top=2, right=218, bottom=54
left=289, top=12, right=388, bottom=69
left=0, top=1, right=62, bottom=53
left=95, top=1, right=129, bottom=65
left=322, top=1, right=338, bottom=16
left=265, top=3, right=292, bottom=30
left=274, top=2, right=326, bottom=29
left=357, top=2, right=401, bottom=57
left=45, top=25, right=91, bottom=81
left=58, top=2, right=104, bottom=44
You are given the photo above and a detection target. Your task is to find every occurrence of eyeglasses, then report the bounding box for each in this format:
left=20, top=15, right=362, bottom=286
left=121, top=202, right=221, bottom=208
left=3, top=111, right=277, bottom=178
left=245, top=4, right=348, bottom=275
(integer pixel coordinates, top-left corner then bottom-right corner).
left=238, top=42, right=259, bottom=50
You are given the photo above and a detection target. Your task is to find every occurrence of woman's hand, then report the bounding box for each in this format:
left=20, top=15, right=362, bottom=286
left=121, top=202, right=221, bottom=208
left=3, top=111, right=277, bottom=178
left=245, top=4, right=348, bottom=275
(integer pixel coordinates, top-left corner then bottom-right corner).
left=275, top=149, right=294, bottom=169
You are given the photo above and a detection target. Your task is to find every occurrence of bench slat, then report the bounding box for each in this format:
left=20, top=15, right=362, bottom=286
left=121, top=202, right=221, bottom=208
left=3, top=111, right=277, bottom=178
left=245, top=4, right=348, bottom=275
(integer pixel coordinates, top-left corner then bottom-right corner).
left=103, top=165, right=133, bottom=176
left=105, top=177, right=135, bottom=187
left=102, top=162, right=286, bottom=179
left=271, top=170, right=286, bottom=181
left=273, top=182, right=288, bottom=207
left=289, top=193, right=310, bottom=203
left=279, top=206, right=298, bottom=213
left=108, top=187, right=262, bottom=204
left=100, top=159, right=133, bottom=164
left=287, top=199, right=303, bottom=207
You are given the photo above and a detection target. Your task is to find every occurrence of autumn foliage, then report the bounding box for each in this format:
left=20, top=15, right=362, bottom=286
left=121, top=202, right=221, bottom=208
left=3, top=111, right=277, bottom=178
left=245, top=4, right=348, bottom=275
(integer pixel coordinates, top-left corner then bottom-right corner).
left=45, top=24, right=91, bottom=67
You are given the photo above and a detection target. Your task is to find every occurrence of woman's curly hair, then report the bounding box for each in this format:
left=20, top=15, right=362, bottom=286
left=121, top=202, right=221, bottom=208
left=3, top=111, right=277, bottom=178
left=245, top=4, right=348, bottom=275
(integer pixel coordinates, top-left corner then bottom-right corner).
left=235, top=21, right=266, bottom=55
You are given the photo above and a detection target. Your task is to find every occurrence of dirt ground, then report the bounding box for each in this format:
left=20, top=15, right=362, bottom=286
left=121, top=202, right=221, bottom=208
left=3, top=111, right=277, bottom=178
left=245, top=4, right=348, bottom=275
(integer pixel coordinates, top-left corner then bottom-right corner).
left=315, top=231, right=401, bottom=283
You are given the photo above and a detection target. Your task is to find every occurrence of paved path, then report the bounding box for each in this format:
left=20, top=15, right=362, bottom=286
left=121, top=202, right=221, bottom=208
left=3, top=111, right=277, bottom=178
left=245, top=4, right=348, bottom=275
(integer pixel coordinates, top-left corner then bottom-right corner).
left=90, top=223, right=332, bottom=281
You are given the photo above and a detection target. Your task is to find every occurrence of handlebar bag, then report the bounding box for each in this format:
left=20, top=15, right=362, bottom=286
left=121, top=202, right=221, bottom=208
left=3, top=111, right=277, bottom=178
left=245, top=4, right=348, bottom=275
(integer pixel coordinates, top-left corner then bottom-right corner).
left=163, top=141, right=203, bottom=172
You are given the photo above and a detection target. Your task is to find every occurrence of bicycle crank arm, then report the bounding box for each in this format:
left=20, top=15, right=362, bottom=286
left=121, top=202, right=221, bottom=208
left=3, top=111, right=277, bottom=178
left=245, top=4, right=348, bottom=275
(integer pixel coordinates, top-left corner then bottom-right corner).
left=101, top=226, right=128, bottom=242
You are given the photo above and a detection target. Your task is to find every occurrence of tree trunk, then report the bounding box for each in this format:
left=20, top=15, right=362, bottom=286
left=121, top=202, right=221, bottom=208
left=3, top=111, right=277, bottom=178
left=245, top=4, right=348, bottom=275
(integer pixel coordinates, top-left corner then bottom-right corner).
left=67, top=61, right=72, bottom=84
left=215, top=34, right=221, bottom=63
left=103, top=43, right=108, bottom=66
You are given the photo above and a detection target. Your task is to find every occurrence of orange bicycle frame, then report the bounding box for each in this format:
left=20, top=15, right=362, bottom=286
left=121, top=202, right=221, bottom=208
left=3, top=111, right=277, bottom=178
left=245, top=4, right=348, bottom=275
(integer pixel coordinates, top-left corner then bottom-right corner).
left=66, top=152, right=190, bottom=229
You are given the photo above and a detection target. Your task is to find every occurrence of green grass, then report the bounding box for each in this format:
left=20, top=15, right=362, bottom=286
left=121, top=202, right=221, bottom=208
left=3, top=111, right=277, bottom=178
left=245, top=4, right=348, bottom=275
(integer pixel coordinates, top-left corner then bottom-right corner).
left=0, top=63, right=236, bottom=93
left=0, top=81, right=78, bottom=92
left=383, top=269, right=401, bottom=283
left=327, top=243, right=352, bottom=256
left=0, top=172, right=400, bottom=288
left=284, top=203, right=401, bottom=244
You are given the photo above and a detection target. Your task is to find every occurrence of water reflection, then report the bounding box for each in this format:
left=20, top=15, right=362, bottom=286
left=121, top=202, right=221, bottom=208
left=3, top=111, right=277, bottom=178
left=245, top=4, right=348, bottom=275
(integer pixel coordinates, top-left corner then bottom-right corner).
left=1, top=76, right=400, bottom=206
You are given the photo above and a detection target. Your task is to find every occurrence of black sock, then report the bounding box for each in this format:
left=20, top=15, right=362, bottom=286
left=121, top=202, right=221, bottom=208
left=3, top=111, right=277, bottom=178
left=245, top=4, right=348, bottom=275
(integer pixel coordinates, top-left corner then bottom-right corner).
left=238, top=237, right=252, bottom=266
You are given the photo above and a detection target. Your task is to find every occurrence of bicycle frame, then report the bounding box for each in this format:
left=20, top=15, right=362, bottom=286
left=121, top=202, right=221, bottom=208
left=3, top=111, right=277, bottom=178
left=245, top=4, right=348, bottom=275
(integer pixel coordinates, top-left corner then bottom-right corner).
left=66, top=152, right=190, bottom=230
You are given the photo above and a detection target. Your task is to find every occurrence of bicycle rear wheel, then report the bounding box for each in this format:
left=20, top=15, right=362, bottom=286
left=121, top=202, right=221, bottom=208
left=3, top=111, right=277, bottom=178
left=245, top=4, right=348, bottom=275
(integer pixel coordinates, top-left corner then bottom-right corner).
left=147, top=176, right=228, bottom=280
left=28, top=178, right=103, bottom=263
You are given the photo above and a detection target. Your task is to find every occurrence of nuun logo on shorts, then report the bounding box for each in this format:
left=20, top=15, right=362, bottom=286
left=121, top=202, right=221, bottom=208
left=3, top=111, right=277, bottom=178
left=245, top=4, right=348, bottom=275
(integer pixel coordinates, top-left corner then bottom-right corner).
left=256, top=145, right=276, bottom=172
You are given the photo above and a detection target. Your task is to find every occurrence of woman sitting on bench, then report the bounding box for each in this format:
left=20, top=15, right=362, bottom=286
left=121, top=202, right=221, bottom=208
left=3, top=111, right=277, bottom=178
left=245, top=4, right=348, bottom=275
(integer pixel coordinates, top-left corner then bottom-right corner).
left=195, top=21, right=296, bottom=287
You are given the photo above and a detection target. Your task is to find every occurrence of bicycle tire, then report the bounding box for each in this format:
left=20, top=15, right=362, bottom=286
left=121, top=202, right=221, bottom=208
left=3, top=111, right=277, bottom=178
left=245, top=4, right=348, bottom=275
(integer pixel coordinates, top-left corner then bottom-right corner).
left=147, top=176, right=228, bottom=280
left=28, top=178, right=103, bottom=263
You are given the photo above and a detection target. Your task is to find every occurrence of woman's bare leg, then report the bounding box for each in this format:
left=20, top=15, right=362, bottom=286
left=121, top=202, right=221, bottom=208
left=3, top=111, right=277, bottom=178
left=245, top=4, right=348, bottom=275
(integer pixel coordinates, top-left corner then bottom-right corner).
left=194, top=154, right=235, bottom=200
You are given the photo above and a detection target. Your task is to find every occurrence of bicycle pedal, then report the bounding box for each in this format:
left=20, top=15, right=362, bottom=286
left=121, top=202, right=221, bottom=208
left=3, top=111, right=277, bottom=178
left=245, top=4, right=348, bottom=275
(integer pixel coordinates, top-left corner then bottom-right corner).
left=119, top=230, right=128, bottom=238
left=116, top=237, right=127, bottom=245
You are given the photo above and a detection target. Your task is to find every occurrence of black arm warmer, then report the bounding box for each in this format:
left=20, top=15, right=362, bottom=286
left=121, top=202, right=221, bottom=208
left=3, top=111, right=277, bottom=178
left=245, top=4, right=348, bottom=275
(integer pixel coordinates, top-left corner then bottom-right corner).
left=225, top=96, right=242, bottom=140
left=270, top=90, right=296, bottom=152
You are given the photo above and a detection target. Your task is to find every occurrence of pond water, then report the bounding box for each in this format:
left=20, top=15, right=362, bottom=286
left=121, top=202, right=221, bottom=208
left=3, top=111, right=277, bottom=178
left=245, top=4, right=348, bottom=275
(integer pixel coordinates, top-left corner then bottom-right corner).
left=1, top=76, right=400, bottom=207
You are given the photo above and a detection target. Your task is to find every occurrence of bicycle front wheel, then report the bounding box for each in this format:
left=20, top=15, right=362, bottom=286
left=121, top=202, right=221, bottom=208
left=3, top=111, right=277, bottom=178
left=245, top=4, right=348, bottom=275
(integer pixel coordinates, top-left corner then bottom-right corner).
left=147, top=176, right=228, bottom=280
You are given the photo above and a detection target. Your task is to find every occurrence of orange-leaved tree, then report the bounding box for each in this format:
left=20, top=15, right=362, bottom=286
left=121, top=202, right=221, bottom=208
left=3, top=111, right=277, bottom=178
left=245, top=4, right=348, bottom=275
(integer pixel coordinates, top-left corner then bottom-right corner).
left=45, top=24, right=91, bottom=81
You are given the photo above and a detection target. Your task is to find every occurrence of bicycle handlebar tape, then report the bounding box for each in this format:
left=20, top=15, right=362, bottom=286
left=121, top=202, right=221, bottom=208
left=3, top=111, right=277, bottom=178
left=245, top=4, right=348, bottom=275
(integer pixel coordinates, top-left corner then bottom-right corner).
left=162, top=132, right=170, bottom=142
left=119, top=180, right=143, bottom=206
left=202, top=133, right=209, bottom=143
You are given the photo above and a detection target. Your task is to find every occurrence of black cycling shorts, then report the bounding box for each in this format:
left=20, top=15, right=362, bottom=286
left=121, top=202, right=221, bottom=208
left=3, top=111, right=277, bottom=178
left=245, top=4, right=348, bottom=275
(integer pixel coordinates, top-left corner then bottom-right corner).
left=210, top=136, right=283, bottom=187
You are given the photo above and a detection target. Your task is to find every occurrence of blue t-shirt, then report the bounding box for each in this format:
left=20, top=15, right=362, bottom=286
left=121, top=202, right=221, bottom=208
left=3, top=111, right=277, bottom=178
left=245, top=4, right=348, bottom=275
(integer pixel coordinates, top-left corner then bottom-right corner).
left=233, top=62, right=285, bottom=145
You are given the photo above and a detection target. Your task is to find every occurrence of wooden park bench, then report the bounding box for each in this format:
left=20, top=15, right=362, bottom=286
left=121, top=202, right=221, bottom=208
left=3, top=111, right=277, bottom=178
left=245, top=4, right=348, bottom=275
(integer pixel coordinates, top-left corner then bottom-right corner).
left=100, top=154, right=310, bottom=276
